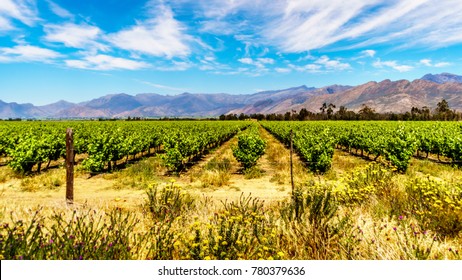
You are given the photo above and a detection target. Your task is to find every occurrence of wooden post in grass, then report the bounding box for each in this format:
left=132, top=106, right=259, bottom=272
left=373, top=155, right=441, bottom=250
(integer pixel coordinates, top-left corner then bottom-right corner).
left=66, top=128, right=74, bottom=205
left=290, top=129, right=294, bottom=197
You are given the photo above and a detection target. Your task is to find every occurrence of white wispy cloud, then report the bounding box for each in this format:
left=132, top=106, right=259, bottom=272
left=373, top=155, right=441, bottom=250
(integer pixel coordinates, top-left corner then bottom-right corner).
left=191, top=0, right=462, bottom=53
left=0, top=44, right=61, bottom=63
left=0, top=15, right=12, bottom=30
left=198, top=55, right=229, bottom=71
left=379, top=0, right=462, bottom=49
left=434, top=62, right=451, bottom=67
left=238, top=57, right=274, bottom=69
left=266, top=0, right=377, bottom=52
left=287, top=54, right=350, bottom=73
left=0, top=0, right=39, bottom=27
left=288, top=63, right=322, bottom=73
left=107, top=4, right=191, bottom=58
left=420, top=59, right=432, bottom=66
left=315, top=55, right=351, bottom=70
left=65, top=54, right=149, bottom=70
left=196, top=0, right=266, bottom=18
left=212, top=67, right=250, bottom=76
left=46, top=0, right=74, bottom=19
left=234, top=34, right=259, bottom=57
left=136, top=79, right=187, bottom=92
left=297, top=53, right=316, bottom=62
left=258, top=57, right=274, bottom=64
left=170, top=61, right=191, bottom=71
left=1, top=0, right=458, bottom=77
left=336, top=0, right=428, bottom=45
left=373, top=59, right=413, bottom=72
left=360, top=50, right=376, bottom=58
left=44, top=23, right=108, bottom=51
left=332, top=0, right=462, bottom=50
left=199, top=19, right=247, bottom=35
left=238, top=57, right=253, bottom=65
left=155, top=60, right=193, bottom=71
left=419, top=59, right=451, bottom=68
left=275, top=67, right=291, bottom=73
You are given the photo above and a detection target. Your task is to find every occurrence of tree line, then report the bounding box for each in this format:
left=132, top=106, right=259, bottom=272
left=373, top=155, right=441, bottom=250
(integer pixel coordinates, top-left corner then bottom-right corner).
left=219, top=99, right=462, bottom=121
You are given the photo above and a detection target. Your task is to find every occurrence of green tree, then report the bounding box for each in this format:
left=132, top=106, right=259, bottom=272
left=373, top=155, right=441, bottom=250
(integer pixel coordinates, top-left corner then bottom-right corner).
left=326, top=103, right=336, bottom=119
left=358, top=104, right=376, bottom=120
left=320, top=103, right=327, bottom=114
left=436, top=99, right=450, bottom=114
left=435, top=99, right=454, bottom=120
left=298, top=108, right=309, bottom=120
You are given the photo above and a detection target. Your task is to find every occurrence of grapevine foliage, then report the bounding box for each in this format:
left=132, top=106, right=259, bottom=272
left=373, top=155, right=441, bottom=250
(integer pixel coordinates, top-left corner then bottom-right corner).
left=232, top=127, right=266, bottom=170
left=161, top=123, right=247, bottom=172
left=384, top=126, right=418, bottom=172
left=6, top=128, right=65, bottom=173
left=262, top=122, right=335, bottom=173
left=0, top=121, right=248, bottom=174
left=262, top=121, right=453, bottom=173
left=1, top=120, right=462, bottom=175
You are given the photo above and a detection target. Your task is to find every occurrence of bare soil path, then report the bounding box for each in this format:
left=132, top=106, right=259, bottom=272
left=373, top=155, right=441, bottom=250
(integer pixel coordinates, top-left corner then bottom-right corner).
left=177, top=124, right=307, bottom=202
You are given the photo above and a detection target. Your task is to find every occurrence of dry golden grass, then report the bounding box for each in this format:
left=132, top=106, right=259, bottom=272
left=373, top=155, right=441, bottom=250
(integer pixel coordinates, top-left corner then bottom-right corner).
left=407, top=157, right=462, bottom=183
left=104, top=156, right=165, bottom=189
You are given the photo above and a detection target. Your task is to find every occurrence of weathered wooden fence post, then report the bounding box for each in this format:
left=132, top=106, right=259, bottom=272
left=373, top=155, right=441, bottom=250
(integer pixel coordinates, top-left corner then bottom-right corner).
left=290, top=129, right=294, bottom=197
left=66, top=128, right=74, bottom=205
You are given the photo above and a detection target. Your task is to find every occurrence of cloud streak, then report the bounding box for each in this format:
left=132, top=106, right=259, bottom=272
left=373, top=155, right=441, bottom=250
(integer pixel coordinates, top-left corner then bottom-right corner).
left=46, top=0, right=74, bottom=19
left=0, top=44, right=61, bottom=63
left=65, top=54, right=149, bottom=70
left=0, top=0, right=39, bottom=27
left=315, top=55, right=351, bottom=70
left=136, top=79, right=187, bottom=92
left=419, top=59, right=451, bottom=68
left=190, top=0, right=462, bottom=52
left=106, top=4, right=192, bottom=58
left=0, top=0, right=459, bottom=78
left=44, top=23, right=108, bottom=51
left=373, top=59, right=413, bottom=72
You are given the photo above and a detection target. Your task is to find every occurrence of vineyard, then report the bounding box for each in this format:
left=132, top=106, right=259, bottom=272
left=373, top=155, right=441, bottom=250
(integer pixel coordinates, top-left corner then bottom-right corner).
left=0, top=121, right=249, bottom=173
left=0, top=120, right=461, bottom=260
left=262, top=121, right=462, bottom=173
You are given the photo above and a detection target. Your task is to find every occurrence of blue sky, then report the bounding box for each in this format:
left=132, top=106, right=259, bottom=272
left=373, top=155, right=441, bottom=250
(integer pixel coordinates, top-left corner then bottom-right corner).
left=0, top=0, right=461, bottom=105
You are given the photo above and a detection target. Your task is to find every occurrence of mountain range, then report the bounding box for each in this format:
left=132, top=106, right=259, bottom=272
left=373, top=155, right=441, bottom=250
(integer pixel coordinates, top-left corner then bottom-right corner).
left=1, top=73, right=462, bottom=119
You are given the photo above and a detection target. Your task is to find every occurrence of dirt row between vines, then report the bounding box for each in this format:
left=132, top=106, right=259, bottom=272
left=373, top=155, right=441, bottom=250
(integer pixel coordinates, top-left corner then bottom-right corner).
left=176, top=125, right=301, bottom=202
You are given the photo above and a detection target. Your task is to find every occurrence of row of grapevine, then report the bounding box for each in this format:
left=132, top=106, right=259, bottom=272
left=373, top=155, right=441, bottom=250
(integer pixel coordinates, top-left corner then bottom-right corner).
left=334, top=121, right=462, bottom=171
left=232, top=124, right=266, bottom=170
left=0, top=123, right=65, bottom=172
left=78, top=123, right=164, bottom=172
left=334, top=123, right=418, bottom=172
left=1, top=120, right=460, bottom=174
left=0, top=121, right=249, bottom=173
left=161, top=122, right=248, bottom=172
left=411, top=122, right=462, bottom=164
left=261, top=122, right=336, bottom=172
left=261, top=121, right=462, bottom=173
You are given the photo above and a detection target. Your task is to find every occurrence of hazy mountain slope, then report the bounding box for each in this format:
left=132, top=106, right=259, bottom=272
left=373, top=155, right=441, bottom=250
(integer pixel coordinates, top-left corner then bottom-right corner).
left=1, top=73, right=462, bottom=118
left=291, top=79, right=462, bottom=113
left=421, top=73, right=462, bottom=84
left=227, top=85, right=352, bottom=114
left=0, top=100, right=47, bottom=118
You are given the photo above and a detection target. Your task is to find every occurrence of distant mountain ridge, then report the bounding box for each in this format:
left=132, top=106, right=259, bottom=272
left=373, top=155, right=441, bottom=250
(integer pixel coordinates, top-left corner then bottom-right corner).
left=1, top=73, right=462, bottom=118
left=421, top=73, right=462, bottom=84
left=287, top=78, right=462, bottom=114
